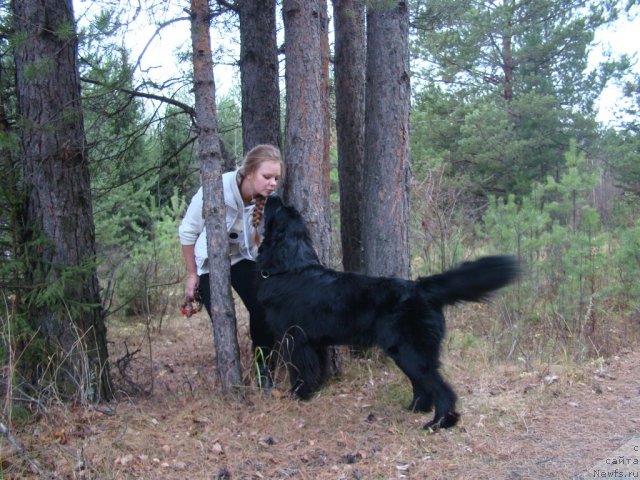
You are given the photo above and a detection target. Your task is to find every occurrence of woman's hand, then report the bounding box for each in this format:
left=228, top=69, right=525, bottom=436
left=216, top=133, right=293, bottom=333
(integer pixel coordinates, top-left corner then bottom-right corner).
left=184, top=272, right=199, bottom=303
left=181, top=273, right=202, bottom=317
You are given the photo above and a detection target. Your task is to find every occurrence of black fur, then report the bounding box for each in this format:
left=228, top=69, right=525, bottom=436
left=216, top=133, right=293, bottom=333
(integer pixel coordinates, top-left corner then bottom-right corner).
left=257, top=195, right=520, bottom=430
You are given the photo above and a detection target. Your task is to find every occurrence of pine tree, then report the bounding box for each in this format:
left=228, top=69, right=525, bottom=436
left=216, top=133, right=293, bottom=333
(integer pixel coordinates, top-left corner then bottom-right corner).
left=411, top=0, right=619, bottom=195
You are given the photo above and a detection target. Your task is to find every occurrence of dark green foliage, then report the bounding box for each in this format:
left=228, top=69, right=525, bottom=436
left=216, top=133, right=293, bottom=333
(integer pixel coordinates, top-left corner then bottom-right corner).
left=410, top=0, right=620, bottom=195
left=99, top=192, right=185, bottom=320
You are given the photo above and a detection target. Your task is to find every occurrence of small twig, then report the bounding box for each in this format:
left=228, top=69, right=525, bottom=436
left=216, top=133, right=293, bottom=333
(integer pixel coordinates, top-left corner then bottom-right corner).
left=115, top=343, right=151, bottom=396
left=116, top=342, right=142, bottom=374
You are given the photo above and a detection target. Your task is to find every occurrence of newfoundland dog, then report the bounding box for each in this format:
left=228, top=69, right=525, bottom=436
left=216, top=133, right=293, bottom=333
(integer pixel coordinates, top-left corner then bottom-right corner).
left=257, top=195, right=519, bottom=430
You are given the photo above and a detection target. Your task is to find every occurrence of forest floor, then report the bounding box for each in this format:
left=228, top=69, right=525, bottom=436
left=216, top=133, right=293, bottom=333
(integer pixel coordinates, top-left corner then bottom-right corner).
left=1, top=303, right=639, bottom=480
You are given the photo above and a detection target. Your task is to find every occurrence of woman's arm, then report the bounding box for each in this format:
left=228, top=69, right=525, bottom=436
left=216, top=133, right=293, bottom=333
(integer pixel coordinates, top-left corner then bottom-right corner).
left=181, top=243, right=199, bottom=301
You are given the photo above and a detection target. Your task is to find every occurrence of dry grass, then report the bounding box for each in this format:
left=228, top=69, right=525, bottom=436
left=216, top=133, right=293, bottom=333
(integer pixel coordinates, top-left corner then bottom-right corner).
left=1, top=304, right=640, bottom=479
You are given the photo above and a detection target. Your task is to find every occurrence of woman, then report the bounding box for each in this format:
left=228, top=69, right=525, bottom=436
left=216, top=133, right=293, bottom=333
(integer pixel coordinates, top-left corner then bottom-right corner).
left=178, top=144, right=284, bottom=389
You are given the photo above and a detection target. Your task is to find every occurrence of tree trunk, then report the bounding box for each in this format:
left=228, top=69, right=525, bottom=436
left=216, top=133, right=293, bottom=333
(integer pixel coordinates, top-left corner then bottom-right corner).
left=502, top=31, right=514, bottom=102
left=283, top=0, right=340, bottom=375
left=282, top=0, right=332, bottom=265
left=238, top=0, right=282, bottom=152
left=363, top=1, right=411, bottom=278
left=13, top=0, right=111, bottom=401
left=333, top=0, right=366, bottom=273
left=190, top=0, right=243, bottom=395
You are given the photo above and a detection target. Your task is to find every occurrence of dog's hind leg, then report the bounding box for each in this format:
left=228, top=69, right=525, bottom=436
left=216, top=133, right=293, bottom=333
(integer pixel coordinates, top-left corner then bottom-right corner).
left=410, top=384, right=433, bottom=412
left=388, top=347, right=460, bottom=430
left=420, top=370, right=460, bottom=430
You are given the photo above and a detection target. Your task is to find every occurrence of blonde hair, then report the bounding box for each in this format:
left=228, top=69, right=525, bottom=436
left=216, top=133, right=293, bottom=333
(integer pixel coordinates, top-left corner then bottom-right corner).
left=238, top=144, right=284, bottom=245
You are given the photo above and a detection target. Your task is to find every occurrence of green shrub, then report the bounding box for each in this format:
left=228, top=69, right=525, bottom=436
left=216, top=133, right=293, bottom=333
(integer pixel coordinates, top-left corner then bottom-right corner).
left=98, top=191, right=185, bottom=324
left=472, top=142, right=640, bottom=361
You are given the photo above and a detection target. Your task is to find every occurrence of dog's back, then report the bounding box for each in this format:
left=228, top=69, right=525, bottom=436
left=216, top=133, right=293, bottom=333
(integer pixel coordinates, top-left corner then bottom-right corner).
left=417, top=255, right=520, bottom=306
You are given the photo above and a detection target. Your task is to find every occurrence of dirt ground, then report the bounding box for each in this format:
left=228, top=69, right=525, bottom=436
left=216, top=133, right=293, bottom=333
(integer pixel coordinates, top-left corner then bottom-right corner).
left=2, top=307, right=639, bottom=479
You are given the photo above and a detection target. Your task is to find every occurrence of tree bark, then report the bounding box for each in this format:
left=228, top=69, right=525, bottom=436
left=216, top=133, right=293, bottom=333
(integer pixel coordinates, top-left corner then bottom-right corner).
left=363, top=1, right=411, bottom=278
left=282, top=0, right=332, bottom=264
left=333, top=0, right=366, bottom=272
left=502, top=31, right=514, bottom=102
left=13, top=0, right=111, bottom=401
left=190, top=0, right=243, bottom=394
left=238, top=0, right=281, bottom=152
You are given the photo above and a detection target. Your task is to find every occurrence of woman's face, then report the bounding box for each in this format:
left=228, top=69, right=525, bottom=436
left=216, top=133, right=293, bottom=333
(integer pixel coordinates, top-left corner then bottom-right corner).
left=246, top=160, right=282, bottom=198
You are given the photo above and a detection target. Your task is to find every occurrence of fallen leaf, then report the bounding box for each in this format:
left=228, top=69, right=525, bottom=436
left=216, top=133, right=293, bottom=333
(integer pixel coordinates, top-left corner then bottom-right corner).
left=53, top=429, right=68, bottom=445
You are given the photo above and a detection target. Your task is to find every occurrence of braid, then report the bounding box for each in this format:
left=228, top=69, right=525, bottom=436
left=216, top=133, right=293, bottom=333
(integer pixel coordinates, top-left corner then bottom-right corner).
left=252, top=195, right=266, bottom=245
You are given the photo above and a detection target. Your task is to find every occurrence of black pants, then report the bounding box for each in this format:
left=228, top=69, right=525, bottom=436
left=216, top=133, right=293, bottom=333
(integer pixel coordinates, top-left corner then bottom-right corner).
left=198, top=260, right=275, bottom=358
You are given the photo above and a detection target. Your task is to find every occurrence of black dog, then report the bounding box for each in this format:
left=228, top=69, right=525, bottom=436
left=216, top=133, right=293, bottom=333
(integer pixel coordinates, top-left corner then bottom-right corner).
left=257, top=195, right=519, bottom=429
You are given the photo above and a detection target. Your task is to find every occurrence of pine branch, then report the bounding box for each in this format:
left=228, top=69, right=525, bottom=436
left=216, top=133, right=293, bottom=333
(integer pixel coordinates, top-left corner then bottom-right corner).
left=80, top=76, right=196, bottom=121
left=215, top=0, right=238, bottom=12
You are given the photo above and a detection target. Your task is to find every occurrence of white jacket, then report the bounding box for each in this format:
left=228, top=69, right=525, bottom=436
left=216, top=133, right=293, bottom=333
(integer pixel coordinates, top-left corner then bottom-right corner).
left=178, top=169, right=259, bottom=275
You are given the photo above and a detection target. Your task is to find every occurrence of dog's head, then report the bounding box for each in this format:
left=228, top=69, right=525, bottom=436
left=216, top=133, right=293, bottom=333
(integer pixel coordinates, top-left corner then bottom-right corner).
left=258, top=194, right=320, bottom=275
left=262, top=194, right=310, bottom=242
left=263, top=193, right=286, bottom=228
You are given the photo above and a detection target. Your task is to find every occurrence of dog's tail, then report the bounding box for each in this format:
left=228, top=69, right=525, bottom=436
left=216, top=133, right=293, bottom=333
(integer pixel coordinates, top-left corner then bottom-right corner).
left=418, top=255, right=520, bottom=306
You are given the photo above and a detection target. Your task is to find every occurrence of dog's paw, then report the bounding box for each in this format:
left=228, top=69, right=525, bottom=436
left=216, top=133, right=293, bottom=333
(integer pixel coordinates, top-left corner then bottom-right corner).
left=423, top=411, right=460, bottom=431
